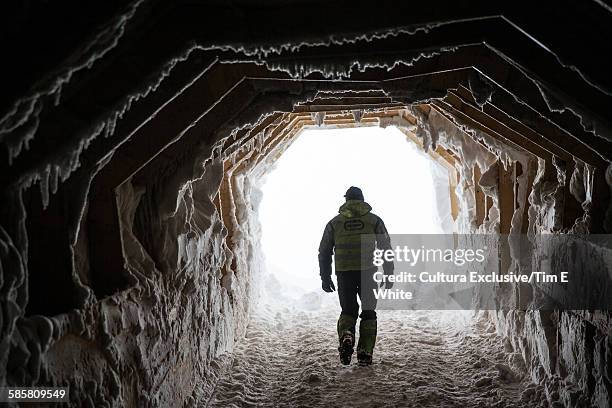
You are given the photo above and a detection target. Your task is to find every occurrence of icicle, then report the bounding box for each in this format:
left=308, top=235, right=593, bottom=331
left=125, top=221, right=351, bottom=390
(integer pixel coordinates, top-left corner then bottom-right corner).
left=467, top=72, right=494, bottom=109
left=50, top=164, right=59, bottom=195
left=569, top=159, right=586, bottom=204
left=551, top=156, right=566, bottom=186
left=311, top=112, right=325, bottom=127
left=40, top=165, right=50, bottom=209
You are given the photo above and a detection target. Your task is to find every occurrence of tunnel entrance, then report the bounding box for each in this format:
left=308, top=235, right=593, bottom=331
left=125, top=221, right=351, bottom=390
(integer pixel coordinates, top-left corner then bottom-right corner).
left=257, top=125, right=452, bottom=303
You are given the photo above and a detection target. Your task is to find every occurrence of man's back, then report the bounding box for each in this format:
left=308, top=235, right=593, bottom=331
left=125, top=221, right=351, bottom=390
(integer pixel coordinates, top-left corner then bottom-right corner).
left=328, top=200, right=385, bottom=272
left=319, top=199, right=392, bottom=275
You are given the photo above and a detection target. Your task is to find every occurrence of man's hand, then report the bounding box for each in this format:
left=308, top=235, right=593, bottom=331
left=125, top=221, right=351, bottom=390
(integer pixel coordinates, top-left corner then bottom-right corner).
left=321, top=275, right=336, bottom=293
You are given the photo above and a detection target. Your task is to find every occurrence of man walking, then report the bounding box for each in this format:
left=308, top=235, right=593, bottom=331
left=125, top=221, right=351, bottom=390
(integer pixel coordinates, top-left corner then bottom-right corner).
left=318, top=186, right=394, bottom=366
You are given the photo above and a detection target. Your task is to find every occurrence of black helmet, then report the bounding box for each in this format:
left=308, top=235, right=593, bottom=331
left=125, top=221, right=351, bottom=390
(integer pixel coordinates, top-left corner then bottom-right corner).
left=344, top=186, right=364, bottom=201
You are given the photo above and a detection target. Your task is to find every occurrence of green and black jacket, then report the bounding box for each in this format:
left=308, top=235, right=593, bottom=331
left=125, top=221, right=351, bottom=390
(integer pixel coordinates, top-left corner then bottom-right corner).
left=318, top=200, right=393, bottom=278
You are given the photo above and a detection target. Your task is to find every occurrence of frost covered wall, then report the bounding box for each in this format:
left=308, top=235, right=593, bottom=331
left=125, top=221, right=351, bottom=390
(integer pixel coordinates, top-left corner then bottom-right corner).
left=401, top=105, right=612, bottom=407
left=2, top=141, right=264, bottom=405
left=492, top=159, right=612, bottom=407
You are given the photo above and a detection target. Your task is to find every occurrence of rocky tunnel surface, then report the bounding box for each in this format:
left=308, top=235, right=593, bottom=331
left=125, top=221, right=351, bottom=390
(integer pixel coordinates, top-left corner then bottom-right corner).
left=1, top=1, right=612, bottom=407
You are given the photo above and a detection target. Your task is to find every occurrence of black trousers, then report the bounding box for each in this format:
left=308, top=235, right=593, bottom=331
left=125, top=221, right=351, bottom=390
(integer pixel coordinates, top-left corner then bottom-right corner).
left=336, top=270, right=377, bottom=320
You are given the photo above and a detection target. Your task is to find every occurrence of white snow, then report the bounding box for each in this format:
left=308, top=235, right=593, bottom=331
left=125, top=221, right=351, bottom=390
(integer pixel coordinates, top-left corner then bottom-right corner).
left=206, top=290, right=540, bottom=407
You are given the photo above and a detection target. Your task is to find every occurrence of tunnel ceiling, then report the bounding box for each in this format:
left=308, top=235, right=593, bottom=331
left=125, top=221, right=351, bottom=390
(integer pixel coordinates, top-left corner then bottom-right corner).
left=2, top=0, right=612, bottom=189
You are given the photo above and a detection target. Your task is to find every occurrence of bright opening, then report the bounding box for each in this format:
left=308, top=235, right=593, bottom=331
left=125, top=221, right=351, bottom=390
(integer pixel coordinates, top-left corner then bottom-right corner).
left=258, top=126, right=452, bottom=303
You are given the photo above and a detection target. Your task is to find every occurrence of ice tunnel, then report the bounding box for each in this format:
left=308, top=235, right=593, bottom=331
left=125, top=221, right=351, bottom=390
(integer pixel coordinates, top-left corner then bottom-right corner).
left=1, top=1, right=612, bottom=407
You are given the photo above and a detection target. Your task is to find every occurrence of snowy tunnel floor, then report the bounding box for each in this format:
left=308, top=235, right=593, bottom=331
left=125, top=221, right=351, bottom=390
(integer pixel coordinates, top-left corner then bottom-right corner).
left=206, top=296, right=545, bottom=408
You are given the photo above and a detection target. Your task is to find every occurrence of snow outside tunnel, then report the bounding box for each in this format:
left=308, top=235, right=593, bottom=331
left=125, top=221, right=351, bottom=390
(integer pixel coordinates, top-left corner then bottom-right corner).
left=257, top=126, right=454, bottom=311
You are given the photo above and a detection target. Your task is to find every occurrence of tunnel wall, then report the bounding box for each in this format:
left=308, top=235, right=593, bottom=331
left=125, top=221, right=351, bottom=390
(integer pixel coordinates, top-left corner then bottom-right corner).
left=403, top=106, right=612, bottom=407
left=490, top=160, right=612, bottom=407
left=4, top=150, right=265, bottom=405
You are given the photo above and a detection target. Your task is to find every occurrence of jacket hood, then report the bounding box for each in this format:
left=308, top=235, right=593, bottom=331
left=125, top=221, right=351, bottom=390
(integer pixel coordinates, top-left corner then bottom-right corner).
left=339, top=200, right=372, bottom=218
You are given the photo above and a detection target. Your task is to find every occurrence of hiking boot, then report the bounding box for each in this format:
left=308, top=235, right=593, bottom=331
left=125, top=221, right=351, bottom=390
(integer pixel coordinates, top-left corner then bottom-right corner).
left=357, top=352, right=372, bottom=366
left=337, top=313, right=357, bottom=365
left=356, top=319, right=377, bottom=366
left=338, top=332, right=354, bottom=365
